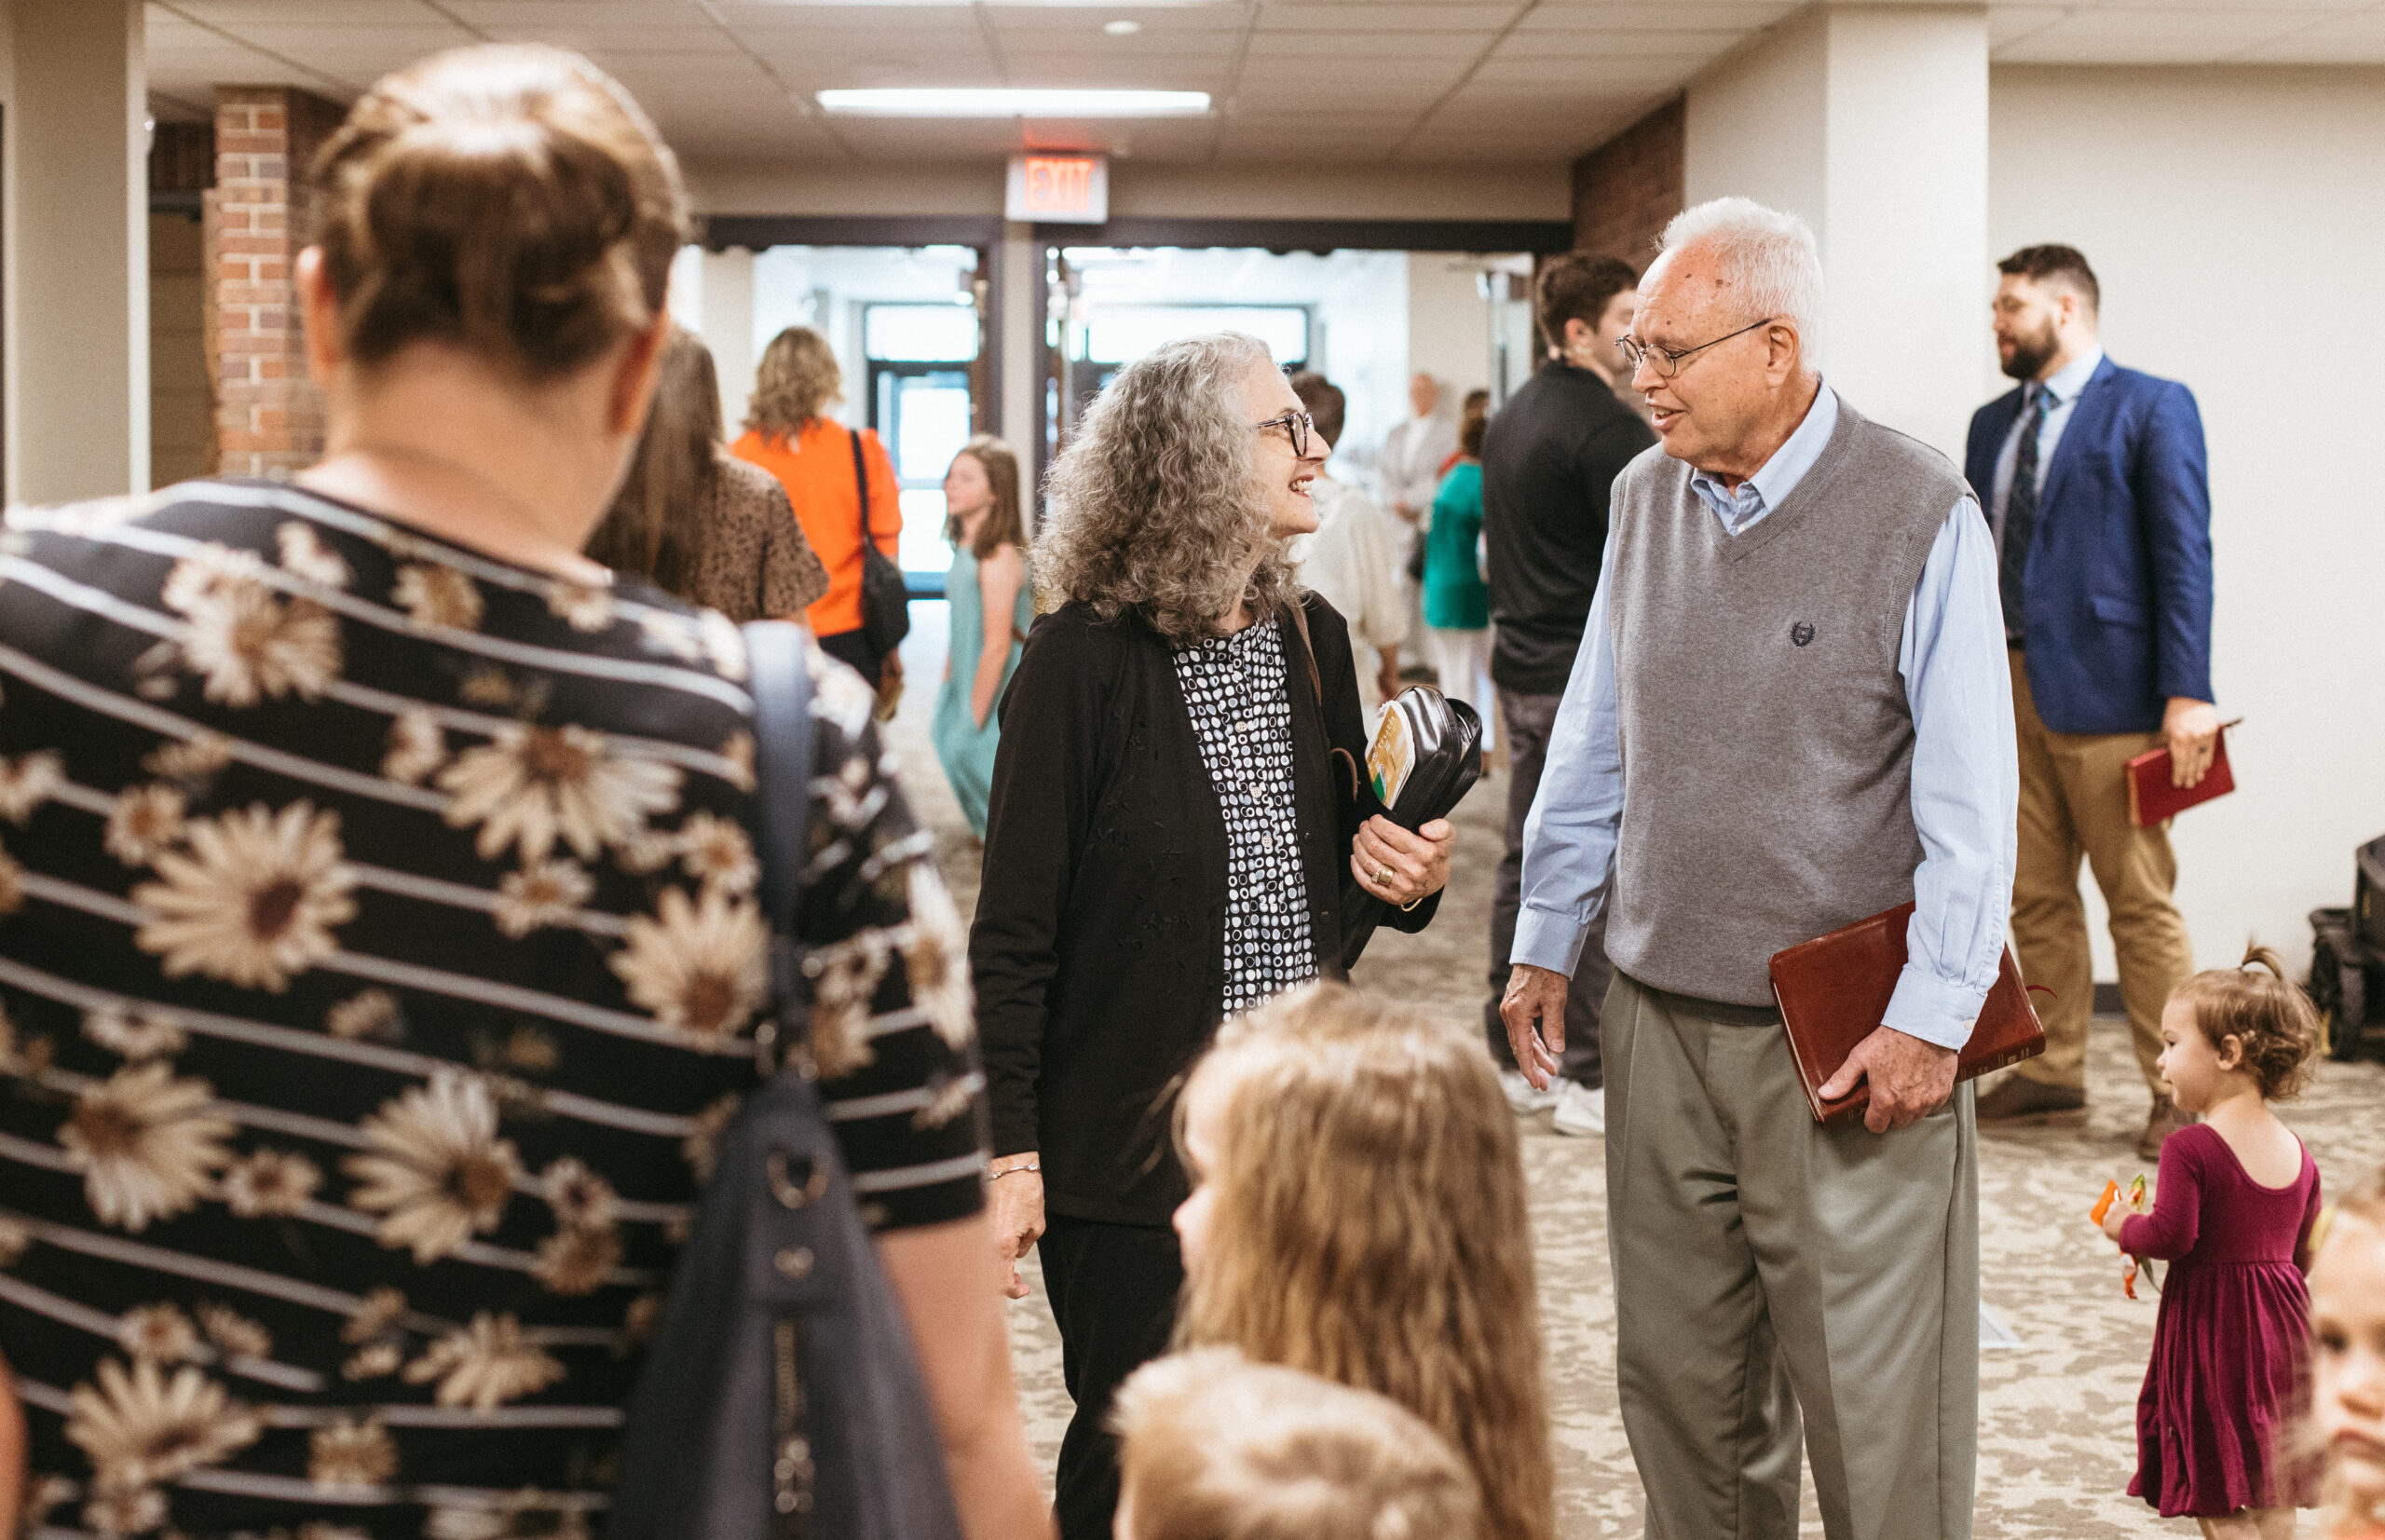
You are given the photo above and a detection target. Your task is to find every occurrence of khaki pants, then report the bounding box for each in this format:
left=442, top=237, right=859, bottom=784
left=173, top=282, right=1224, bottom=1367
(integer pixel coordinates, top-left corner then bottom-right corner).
left=2008, top=651, right=2195, bottom=1093
left=1606, top=974, right=1978, bottom=1540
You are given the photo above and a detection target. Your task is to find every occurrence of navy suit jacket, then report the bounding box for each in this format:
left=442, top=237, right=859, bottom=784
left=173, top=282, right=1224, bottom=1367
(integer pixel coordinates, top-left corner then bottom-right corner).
left=1965, top=356, right=2214, bottom=735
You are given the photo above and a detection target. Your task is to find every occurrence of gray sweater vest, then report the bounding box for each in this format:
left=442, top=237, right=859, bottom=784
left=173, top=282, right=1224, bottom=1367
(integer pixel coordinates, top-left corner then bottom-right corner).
left=1604, top=397, right=1967, bottom=1006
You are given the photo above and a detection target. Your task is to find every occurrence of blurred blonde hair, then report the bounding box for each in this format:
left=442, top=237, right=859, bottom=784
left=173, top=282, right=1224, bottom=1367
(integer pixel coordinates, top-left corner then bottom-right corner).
left=1112, top=1348, right=1482, bottom=1540
left=2307, top=1166, right=2385, bottom=1538
left=1174, top=984, right=1553, bottom=1540
left=745, top=325, right=842, bottom=440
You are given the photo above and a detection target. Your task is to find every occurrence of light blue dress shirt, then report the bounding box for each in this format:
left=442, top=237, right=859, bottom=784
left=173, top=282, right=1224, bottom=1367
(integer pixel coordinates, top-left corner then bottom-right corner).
left=1987, top=346, right=2104, bottom=543
left=1512, top=382, right=2020, bottom=1051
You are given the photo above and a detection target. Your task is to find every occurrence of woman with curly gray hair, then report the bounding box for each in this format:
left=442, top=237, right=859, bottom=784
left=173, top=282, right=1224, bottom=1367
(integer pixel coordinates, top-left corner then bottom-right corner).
left=968, top=332, right=1453, bottom=1540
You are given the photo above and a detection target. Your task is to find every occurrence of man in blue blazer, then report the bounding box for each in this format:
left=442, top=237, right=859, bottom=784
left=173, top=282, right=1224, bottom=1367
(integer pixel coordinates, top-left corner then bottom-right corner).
left=1965, top=245, right=2218, bottom=1160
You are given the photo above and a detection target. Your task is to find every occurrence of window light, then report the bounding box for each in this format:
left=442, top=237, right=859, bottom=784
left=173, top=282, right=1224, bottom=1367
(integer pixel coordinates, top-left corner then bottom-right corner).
left=816, top=89, right=1209, bottom=117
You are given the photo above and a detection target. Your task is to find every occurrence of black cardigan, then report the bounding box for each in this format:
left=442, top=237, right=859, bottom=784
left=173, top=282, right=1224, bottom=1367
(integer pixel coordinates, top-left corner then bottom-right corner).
left=969, top=593, right=1440, bottom=1224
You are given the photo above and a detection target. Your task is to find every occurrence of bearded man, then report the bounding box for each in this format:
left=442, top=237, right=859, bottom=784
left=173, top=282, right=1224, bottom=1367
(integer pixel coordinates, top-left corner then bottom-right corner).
left=1965, top=244, right=2217, bottom=1160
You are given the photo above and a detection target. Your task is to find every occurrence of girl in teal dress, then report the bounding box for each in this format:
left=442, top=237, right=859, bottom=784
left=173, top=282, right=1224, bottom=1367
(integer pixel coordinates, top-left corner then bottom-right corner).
left=933, top=436, right=1033, bottom=838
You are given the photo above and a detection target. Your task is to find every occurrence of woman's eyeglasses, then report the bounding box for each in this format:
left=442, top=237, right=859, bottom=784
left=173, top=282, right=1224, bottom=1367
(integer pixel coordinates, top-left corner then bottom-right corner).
left=1252, top=410, right=1315, bottom=458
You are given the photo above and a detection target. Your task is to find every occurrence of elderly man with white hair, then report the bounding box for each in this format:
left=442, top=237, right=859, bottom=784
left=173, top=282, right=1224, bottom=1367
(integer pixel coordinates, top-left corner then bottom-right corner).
left=1501, top=198, right=2018, bottom=1539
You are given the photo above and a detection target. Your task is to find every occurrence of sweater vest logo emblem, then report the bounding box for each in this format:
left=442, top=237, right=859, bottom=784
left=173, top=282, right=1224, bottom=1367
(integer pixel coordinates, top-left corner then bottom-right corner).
left=1791, top=621, right=1816, bottom=647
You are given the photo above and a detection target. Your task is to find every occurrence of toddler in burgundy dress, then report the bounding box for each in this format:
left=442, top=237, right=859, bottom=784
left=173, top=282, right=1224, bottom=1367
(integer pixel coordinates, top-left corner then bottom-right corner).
left=2098, top=945, right=2325, bottom=1539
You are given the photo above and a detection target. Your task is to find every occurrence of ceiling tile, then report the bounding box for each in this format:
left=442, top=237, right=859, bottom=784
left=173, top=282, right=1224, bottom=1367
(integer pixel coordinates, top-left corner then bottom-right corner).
left=1516, top=1, right=1792, bottom=28
left=167, top=0, right=448, bottom=25
left=2234, top=6, right=2385, bottom=53
left=446, top=0, right=714, bottom=18
left=1242, top=27, right=1500, bottom=53
left=1256, top=4, right=1523, bottom=30
left=1238, top=53, right=1474, bottom=78
left=985, top=5, right=1247, bottom=28
left=1985, top=5, right=2066, bottom=43
left=1491, top=27, right=1747, bottom=55
left=470, top=23, right=743, bottom=51
left=1991, top=5, right=2330, bottom=57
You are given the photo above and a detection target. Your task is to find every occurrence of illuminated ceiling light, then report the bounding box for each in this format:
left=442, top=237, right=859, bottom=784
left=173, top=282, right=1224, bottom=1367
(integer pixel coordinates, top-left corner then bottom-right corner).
left=1104, top=19, right=1142, bottom=33
left=817, top=88, right=1207, bottom=117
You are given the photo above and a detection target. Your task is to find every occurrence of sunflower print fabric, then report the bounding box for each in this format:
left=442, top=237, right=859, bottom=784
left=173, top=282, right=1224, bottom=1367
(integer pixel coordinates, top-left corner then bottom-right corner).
left=0, top=483, right=988, bottom=1540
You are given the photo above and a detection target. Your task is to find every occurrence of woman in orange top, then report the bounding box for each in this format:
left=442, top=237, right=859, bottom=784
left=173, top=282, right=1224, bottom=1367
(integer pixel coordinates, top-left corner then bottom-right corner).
left=732, top=325, right=906, bottom=687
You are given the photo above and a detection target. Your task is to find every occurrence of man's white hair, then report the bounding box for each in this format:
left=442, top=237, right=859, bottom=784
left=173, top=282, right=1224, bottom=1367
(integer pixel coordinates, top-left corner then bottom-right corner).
left=1656, top=197, right=1823, bottom=360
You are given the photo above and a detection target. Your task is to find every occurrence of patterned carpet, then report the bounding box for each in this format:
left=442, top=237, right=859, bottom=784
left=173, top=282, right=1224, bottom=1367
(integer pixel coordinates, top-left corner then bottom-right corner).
left=883, top=616, right=2385, bottom=1538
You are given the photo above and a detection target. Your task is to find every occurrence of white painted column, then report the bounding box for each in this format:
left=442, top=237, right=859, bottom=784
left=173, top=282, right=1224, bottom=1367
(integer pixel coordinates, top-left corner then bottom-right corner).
left=1685, top=6, right=1989, bottom=458
left=699, top=247, right=757, bottom=436
left=13, top=0, right=148, bottom=500
left=998, top=221, right=1039, bottom=506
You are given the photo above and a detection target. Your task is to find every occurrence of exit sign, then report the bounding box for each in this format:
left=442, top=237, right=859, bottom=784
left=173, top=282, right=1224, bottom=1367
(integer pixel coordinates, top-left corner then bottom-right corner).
left=1007, top=154, right=1108, bottom=225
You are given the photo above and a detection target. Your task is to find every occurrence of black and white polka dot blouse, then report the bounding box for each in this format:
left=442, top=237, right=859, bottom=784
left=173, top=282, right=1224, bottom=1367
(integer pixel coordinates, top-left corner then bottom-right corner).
left=1171, top=619, right=1315, bottom=1016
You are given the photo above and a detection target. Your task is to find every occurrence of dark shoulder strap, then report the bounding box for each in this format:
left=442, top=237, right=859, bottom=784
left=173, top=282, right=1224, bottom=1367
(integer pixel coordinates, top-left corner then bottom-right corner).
left=849, top=426, right=869, bottom=538
left=1281, top=594, right=1324, bottom=709
left=744, top=620, right=815, bottom=935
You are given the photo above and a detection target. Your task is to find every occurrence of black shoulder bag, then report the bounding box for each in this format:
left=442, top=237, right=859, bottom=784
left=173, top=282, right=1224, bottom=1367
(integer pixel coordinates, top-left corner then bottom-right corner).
left=850, top=429, right=913, bottom=660
left=609, top=621, right=961, bottom=1540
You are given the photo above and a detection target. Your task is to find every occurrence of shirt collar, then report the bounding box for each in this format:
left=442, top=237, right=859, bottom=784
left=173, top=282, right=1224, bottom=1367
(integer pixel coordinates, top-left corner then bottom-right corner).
left=2033, top=347, right=2104, bottom=408
left=1689, top=379, right=1839, bottom=531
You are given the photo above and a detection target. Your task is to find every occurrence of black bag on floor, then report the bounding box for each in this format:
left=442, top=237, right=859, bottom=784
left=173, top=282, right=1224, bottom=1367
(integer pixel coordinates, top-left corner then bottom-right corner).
left=849, top=428, right=913, bottom=661
left=609, top=622, right=961, bottom=1540
left=2310, top=831, right=2385, bottom=1062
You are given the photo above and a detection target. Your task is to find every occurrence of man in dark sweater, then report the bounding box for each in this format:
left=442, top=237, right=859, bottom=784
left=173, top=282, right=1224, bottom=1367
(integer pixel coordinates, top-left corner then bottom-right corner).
left=1479, top=252, right=1655, bottom=1135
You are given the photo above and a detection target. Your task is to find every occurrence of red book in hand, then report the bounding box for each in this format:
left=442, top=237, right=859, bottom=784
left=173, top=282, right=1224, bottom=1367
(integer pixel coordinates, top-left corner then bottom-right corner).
left=2126, top=725, right=2237, bottom=828
left=1767, top=903, right=2048, bottom=1125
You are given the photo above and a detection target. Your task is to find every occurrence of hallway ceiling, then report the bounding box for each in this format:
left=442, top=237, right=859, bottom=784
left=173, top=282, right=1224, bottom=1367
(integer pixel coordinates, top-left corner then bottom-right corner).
left=144, top=0, right=2385, bottom=167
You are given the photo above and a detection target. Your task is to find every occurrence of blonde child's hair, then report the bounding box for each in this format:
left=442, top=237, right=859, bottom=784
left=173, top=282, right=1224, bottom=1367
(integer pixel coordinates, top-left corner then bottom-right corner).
left=1173, top=983, right=1554, bottom=1540
left=2307, top=1165, right=2385, bottom=1538
left=2170, top=943, right=2323, bottom=1100
left=1111, top=1348, right=1483, bottom=1540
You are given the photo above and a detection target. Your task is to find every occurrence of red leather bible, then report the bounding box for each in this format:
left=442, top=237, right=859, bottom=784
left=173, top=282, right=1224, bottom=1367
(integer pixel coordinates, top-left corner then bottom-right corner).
left=2126, top=724, right=2238, bottom=828
left=1767, top=902, right=2047, bottom=1125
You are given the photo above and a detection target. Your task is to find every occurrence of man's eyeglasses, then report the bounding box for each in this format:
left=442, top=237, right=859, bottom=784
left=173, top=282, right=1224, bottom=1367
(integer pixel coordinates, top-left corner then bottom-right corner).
left=1615, top=317, right=1778, bottom=379
left=1252, top=410, right=1315, bottom=458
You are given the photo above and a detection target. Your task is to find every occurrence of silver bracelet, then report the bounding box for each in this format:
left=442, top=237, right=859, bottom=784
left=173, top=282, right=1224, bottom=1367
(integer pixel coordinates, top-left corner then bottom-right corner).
left=990, top=1162, right=1040, bottom=1181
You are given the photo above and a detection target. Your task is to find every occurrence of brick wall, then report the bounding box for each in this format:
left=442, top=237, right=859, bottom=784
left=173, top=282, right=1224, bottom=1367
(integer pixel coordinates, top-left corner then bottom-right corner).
left=209, top=87, right=346, bottom=478
left=1572, top=96, right=1685, bottom=274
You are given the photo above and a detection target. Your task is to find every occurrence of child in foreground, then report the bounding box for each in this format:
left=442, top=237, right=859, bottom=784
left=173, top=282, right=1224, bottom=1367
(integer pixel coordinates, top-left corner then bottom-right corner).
left=1170, top=982, right=1553, bottom=1540
left=2099, top=945, right=2324, bottom=1537
left=1110, top=1348, right=1481, bottom=1540
left=2306, top=1166, right=2385, bottom=1539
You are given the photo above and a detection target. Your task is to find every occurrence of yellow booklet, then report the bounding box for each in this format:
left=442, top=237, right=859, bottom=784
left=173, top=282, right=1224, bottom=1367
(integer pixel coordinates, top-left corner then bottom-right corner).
left=1367, top=702, right=1416, bottom=807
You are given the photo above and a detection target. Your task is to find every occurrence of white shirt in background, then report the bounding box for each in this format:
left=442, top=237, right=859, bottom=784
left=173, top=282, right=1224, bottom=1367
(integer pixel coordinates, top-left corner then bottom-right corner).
left=1380, top=413, right=1458, bottom=523
left=1293, top=477, right=1410, bottom=712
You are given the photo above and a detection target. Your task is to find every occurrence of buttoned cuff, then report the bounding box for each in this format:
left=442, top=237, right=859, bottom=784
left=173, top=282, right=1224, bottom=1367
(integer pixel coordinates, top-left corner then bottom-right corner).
left=1511, top=902, right=1593, bottom=978
left=1881, top=963, right=1987, bottom=1052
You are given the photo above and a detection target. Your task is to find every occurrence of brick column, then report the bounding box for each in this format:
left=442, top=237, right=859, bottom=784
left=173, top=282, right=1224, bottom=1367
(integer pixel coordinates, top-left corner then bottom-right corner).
left=1571, top=96, right=1684, bottom=276
left=210, top=86, right=346, bottom=478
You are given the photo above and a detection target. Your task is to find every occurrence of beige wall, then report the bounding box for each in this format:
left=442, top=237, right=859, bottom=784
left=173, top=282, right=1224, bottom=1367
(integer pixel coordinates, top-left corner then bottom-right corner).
left=1992, top=64, right=2385, bottom=977
left=684, top=158, right=1571, bottom=223
left=1405, top=254, right=1493, bottom=407
left=10, top=0, right=147, bottom=502
left=1686, top=5, right=1990, bottom=458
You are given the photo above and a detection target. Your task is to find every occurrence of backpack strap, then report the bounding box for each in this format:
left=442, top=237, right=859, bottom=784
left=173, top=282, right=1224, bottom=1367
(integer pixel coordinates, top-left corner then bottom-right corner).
left=1282, top=593, right=1325, bottom=710
left=744, top=620, right=816, bottom=939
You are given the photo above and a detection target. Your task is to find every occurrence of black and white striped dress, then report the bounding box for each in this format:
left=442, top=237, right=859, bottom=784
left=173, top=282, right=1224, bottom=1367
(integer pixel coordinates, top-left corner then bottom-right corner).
left=0, top=483, right=987, bottom=1538
left=1171, top=619, right=1315, bottom=1017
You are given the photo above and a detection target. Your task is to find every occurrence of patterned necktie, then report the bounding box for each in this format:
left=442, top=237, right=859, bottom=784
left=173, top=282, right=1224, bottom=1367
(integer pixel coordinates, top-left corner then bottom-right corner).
left=1998, top=387, right=2051, bottom=641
